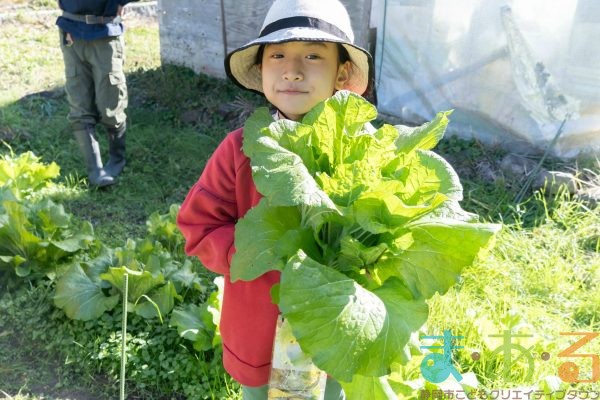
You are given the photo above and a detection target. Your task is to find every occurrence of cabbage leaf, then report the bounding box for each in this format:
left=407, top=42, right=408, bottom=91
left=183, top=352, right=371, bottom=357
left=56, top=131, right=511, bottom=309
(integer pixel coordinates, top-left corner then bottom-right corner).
left=231, top=91, right=500, bottom=397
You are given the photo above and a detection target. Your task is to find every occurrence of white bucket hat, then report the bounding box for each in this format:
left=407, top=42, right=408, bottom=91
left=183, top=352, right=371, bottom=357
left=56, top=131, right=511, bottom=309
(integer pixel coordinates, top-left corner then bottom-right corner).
left=225, top=0, right=372, bottom=95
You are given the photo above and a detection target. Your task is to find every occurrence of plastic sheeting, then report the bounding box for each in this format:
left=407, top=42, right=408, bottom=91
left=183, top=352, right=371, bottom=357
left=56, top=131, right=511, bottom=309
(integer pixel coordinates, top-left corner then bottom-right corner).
left=371, top=0, right=600, bottom=158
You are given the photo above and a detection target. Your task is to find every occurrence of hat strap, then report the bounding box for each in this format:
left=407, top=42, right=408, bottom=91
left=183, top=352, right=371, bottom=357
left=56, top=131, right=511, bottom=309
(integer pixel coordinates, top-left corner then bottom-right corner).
left=259, top=16, right=350, bottom=42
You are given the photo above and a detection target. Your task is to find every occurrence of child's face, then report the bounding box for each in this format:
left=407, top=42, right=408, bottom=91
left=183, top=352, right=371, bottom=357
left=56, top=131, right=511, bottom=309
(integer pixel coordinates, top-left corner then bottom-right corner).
left=260, top=41, right=350, bottom=121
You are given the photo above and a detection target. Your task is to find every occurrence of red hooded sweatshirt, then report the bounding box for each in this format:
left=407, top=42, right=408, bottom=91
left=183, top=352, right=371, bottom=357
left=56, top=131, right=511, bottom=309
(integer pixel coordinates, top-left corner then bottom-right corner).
left=177, top=127, right=281, bottom=387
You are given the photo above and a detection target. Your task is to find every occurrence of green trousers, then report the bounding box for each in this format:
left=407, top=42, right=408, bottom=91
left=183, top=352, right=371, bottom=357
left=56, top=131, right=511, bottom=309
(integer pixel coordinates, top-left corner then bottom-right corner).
left=242, top=377, right=345, bottom=400
left=59, top=29, right=128, bottom=132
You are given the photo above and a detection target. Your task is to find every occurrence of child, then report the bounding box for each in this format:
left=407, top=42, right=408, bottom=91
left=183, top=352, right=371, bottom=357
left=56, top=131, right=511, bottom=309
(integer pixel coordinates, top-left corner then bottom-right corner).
left=177, top=0, right=372, bottom=398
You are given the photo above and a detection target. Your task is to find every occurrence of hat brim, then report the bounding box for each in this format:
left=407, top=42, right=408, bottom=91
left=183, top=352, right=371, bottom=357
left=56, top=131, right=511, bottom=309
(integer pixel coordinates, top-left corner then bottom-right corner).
left=225, top=27, right=372, bottom=95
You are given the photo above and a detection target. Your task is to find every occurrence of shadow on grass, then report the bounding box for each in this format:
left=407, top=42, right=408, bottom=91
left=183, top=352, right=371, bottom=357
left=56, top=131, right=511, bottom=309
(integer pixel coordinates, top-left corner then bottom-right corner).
left=0, top=64, right=267, bottom=246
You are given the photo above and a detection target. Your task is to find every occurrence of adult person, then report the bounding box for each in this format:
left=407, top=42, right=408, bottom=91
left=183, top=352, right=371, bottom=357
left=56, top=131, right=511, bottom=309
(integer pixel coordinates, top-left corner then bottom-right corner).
left=57, top=0, right=137, bottom=187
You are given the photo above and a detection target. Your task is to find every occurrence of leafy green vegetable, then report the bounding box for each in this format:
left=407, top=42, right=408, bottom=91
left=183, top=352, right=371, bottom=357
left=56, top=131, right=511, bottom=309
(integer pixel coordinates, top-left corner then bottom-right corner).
left=374, top=219, right=499, bottom=300
left=170, top=276, right=223, bottom=352
left=0, top=190, right=94, bottom=278
left=339, top=375, right=398, bottom=400
left=53, top=238, right=209, bottom=322
left=0, top=151, right=60, bottom=200
left=242, top=108, right=337, bottom=209
left=134, top=281, right=178, bottom=321
left=146, top=204, right=185, bottom=251
left=170, top=303, right=216, bottom=351
left=101, top=264, right=165, bottom=301
left=278, top=251, right=428, bottom=381
left=231, top=204, right=320, bottom=280
left=53, top=261, right=120, bottom=320
left=231, top=90, right=501, bottom=397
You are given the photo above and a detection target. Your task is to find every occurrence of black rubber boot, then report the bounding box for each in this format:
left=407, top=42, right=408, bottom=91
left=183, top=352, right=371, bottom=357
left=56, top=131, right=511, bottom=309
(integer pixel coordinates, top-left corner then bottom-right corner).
left=105, top=125, right=126, bottom=177
left=73, top=125, right=115, bottom=187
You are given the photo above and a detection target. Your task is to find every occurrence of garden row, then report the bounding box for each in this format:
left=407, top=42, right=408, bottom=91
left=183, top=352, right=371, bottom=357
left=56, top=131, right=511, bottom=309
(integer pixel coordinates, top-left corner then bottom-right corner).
left=0, top=151, right=236, bottom=399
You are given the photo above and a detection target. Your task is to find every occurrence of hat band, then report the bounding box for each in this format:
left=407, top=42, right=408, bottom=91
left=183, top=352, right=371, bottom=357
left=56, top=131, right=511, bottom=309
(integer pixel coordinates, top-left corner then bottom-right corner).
left=259, top=16, right=350, bottom=42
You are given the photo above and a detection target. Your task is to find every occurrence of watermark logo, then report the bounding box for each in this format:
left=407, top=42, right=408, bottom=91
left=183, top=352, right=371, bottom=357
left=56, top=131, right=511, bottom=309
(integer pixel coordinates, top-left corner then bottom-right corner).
left=558, top=332, right=599, bottom=383
left=419, top=330, right=599, bottom=385
left=420, top=329, right=464, bottom=383
left=486, top=330, right=535, bottom=382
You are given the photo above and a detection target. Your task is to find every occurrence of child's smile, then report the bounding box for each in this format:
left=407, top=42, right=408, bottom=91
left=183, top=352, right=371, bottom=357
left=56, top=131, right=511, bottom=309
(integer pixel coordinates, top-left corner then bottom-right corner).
left=260, top=41, right=349, bottom=121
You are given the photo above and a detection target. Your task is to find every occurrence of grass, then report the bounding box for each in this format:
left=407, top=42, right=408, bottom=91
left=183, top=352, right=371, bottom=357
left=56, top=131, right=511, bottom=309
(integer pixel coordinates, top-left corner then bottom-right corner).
left=0, top=284, right=113, bottom=400
left=424, top=191, right=600, bottom=389
left=1, top=2, right=599, bottom=400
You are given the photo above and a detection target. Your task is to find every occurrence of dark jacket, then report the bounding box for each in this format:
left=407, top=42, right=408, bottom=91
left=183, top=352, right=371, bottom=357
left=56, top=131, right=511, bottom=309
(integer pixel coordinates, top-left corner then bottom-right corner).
left=59, top=0, right=134, bottom=16
left=57, top=0, right=138, bottom=40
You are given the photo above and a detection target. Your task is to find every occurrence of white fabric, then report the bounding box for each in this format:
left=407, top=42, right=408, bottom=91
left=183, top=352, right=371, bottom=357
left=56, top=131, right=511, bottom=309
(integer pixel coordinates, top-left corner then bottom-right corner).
left=371, top=0, right=600, bottom=157
left=260, top=0, right=354, bottom=42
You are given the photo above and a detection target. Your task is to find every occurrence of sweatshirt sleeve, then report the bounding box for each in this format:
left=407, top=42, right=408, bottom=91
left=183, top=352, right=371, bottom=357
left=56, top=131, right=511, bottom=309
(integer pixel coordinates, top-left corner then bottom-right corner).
left=177, top=135, right=238, bottom=276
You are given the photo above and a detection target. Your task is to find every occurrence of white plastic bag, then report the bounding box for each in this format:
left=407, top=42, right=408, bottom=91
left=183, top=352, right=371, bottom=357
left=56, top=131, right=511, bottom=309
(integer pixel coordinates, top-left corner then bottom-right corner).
left=267, top=316, right=327, bottom=400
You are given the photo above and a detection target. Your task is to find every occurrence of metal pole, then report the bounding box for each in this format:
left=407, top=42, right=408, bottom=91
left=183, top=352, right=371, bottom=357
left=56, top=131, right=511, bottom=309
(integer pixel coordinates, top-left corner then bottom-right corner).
left=120, top=273, right=129, bottom=400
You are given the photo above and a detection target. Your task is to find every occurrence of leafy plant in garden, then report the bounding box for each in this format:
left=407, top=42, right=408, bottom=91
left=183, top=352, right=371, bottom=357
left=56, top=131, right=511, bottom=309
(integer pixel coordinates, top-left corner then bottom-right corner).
left=170, top=276, right=223, bottom=352
left=0, top=150, right=60, bottom=200
left=54, top=237, right=211, bottom=321
left=0, top=151, right=91, bottom=279
left=231, top=91, right=501, bottom=398
left=146, top=203, right=185, bottom=252
left=0, top=188, right=95, bottom=278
